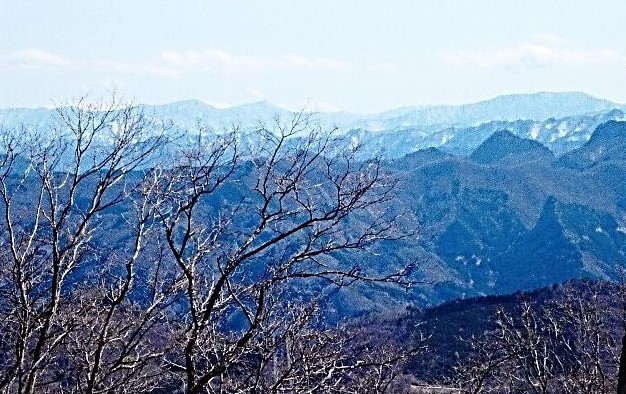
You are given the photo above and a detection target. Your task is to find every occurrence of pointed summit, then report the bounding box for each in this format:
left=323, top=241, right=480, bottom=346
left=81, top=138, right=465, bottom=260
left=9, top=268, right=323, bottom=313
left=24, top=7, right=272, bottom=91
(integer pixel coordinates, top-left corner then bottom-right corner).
left=470, top=130, right=553, bottom=164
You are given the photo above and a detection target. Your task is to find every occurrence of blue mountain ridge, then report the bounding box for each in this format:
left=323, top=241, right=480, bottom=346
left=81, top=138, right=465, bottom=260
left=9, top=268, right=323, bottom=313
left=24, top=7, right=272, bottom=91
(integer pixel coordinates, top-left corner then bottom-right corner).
left=2, top=95, right=626, bottom=310
left=1, top=92, right=625, bottom=160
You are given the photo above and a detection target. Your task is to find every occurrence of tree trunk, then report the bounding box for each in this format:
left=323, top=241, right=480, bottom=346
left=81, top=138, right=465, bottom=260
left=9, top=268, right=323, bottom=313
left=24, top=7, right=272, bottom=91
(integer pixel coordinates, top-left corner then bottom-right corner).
left=618, top=334, right=626, bottom=394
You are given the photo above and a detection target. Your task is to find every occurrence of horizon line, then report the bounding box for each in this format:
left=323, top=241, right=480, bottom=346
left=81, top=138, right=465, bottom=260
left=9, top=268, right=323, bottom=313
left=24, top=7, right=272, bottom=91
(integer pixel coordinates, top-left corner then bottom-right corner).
left=2, top=90, right=624, bottom=114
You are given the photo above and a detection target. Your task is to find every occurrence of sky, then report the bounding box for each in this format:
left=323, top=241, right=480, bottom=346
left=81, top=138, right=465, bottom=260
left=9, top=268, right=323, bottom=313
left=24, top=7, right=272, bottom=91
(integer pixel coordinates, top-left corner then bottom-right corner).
left=1, top=1, right=625, bottom=112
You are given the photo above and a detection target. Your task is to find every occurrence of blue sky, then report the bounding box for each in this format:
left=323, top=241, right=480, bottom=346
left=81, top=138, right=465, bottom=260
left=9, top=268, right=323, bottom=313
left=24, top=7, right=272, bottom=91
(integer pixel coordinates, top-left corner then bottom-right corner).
left=1, top=1, right=625, bottom=112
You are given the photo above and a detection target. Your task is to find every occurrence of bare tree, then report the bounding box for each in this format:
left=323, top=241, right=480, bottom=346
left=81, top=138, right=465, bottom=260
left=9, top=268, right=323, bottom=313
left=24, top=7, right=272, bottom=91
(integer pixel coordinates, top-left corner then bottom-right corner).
left=0, top=95, right=168, bottom=394
left=452, top=331, right=511, bottom=394
left=0, top=100, right=415, bottom=393
left=208, top=296, right=422, bottom=393
left=452, top=282, right=623, bottom=394
left=145, top=112, right=413, bottom=393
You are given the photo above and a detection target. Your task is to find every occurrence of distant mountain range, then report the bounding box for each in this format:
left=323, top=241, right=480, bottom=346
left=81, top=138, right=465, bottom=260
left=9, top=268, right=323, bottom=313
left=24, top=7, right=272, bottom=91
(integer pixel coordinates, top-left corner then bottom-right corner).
left=267, top=119, right=626, bottom=312
left=389, top=119, right=626, bottom=302
left=2, top=92, right=626, bottom=309
left=2, top=92, right=625, bottom=159
left=149, top=91, right=624, bottom=131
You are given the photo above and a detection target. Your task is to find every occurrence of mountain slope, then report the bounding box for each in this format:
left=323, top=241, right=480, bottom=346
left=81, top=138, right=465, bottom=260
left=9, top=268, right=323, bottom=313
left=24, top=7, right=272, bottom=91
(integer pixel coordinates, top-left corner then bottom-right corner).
left=1, top=92, right=624, bottom=160
left=1, top=110, right=626, bottom=309
left=470, top=130, right=554, bottom=164
left=380, top=121, right=626, bottom=304
left=557, top=120, right=626, bottom=169
left=374, top=91, right=624, bottom=130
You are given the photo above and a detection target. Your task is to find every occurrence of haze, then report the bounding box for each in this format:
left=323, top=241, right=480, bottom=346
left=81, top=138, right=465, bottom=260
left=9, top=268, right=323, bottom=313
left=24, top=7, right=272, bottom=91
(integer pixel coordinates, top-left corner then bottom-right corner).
left=2, top=0, right=625, bottom=112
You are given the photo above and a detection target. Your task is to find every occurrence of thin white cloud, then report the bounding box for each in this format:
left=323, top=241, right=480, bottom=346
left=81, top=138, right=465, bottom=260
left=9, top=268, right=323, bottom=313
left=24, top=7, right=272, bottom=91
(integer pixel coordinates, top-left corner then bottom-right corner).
left=160, top=48, right=348, bottom=73
left=89, top=59, right=179, bottom=77
left=527, top=34, right=567, bottom=46
left=0, top=49, right=71, bottom=70
left=0, top=48, right=179, bottom=77
left=1, top=47, right=349, bottom=78
left=281, top=54, right=346, bottom=70
left=442, top=42, right=623, bottom=69
left=160, top=49, right=262, bottom=72
left=246, top=88, right=267, bottom=101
